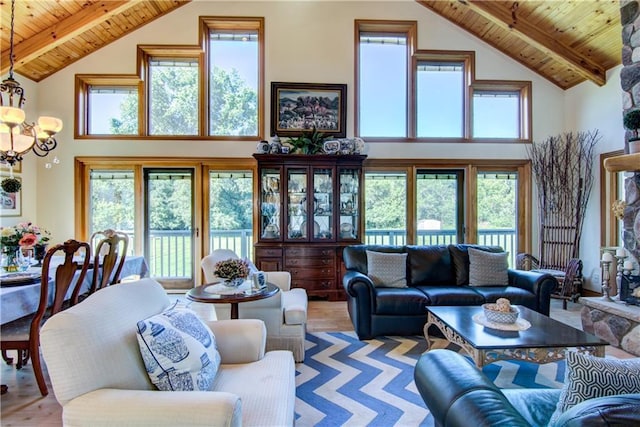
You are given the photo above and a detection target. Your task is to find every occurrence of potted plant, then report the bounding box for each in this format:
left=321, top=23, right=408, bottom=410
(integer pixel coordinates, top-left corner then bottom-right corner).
left=622, top=109, right=640, bottom=153
left=287, top=127, right=328, bottom=155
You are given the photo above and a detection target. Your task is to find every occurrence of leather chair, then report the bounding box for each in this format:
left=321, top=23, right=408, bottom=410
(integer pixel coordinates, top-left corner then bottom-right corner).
left=1, top=239, right=91, bottom=396
left=200, top=250, right=308, bottom=362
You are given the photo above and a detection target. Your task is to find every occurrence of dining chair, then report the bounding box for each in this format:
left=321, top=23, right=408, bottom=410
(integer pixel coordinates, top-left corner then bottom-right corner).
left=0, top=239, right=91, bottom=396
left=89, top=229, right=129, bottom=294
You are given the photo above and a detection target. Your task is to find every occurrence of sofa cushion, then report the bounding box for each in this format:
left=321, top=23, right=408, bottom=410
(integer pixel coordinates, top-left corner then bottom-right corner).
left=406, top=245, right=454, bottom=286
left=471, top=286, right=537, bottom=310
left=449, top=244, right=505, bottom=285
left=366, top=250, right=408, bottom=288
left=468, top=247, right=509, bottom=286
left=136, top=306, right=221, bottom=391
left=418, top=286, right=485, bottom=306
left=551, top=351, right=640, bottom=423
left=343, top=245, right=406, bottom=274
left=374, top=287, right=431, bottom=315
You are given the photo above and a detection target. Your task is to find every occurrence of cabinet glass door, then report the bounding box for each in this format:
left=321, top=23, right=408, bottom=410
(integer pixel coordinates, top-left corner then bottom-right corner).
left=260, top=168, right=281, bottom=240
left=286, top=168, right=308, bottom=240
left=313, top=168, right=333, bottom=240
left=339, top=169, right=359, bottom=240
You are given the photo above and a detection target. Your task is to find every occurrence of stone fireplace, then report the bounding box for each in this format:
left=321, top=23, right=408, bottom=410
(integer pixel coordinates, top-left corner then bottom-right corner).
left=618, top=0, right=640, bottom=268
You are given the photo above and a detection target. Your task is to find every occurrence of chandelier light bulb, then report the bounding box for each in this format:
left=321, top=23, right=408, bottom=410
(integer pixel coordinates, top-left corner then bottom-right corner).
left=37, top=116, right=63, bottom=134
left=0, top=106, right=26, bottom=126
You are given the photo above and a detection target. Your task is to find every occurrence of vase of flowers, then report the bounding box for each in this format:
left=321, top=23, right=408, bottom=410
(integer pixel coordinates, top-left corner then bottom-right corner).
left=214, top=258, right=250, bottom=288
left=1, top=222, right=51, bottom=271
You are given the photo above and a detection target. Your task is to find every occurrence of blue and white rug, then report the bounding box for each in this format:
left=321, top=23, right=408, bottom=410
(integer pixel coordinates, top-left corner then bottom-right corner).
left=295, top=331, right=565, bottom=426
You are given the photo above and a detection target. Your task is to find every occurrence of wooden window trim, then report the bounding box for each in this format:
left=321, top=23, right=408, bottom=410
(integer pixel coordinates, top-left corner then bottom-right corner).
left=75, top=16, right=264, bottom=140
left=600, top=150, right=625, bottom=247
left=470, top=80, right=532, bottom=143
left=354, top=20, right=417, bottom=139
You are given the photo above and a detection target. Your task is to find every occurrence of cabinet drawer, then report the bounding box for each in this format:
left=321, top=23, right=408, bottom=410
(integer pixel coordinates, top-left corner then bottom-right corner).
left=255, top=248, right=283, bottom=258
left=284, top=257, right=334, bottom=268
left=285, top=247, right=335, bottom=258
left=289, top=267, right=335, bottom=279
left=292, top=279, right=335, bottom=291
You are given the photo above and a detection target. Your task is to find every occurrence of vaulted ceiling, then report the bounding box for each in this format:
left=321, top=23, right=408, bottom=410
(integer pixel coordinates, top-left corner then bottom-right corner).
left=0, top=0, right=622, bottom=89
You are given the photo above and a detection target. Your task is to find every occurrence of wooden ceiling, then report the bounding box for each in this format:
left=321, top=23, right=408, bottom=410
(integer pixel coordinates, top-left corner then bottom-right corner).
left=1, top=0, right=622, bottom=89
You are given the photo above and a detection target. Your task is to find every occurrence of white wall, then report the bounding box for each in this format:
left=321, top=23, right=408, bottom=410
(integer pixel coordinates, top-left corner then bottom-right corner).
left=564, top=65, right=625, bottom=291
left=24, top=1, right=568, bottom=244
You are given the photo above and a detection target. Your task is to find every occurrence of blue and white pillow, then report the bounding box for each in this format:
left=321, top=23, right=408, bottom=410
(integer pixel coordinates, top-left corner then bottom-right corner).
left=550, top=351, right=640, bottom=425
left=136, top=306, right=221, bottom=391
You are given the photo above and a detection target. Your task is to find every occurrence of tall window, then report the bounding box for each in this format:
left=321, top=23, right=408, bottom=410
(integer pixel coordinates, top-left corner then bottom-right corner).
left=416, top=61, right=465, bottom=138
left=416, top=171, right=463, bottom=244
left=89, top=170, right=135, bottom=253
left=148, top=58, right=199, bottom=136
left=358, top=34, right=409, bottom=137
left=476, top=172, right=518, bottom=266
left=364, top=172, right=407, bottom=244
left=208, top=31, right=259, bottom=136
left=209, top=171, right=254, bottom=258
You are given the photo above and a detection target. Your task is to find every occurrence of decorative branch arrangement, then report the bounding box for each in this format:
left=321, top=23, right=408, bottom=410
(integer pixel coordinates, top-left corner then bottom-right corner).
left=527, top=130, right=600, bottom=269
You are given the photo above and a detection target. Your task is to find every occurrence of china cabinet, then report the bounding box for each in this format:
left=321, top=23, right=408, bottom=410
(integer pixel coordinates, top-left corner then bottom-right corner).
left=254, top=154, right=366, bottom=300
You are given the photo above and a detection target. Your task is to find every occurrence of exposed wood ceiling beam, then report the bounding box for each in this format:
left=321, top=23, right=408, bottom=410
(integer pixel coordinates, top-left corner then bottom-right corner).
left=462, top=1, right=606, bottom=86
left=1, top=1, right=136, bottom=77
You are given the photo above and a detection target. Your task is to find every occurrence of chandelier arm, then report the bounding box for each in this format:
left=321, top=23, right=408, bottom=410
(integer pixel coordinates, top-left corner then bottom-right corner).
left=32, top=138, right=57, bottom=157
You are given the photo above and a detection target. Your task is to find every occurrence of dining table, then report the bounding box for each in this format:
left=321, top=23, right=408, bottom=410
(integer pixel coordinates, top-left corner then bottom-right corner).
left=0, top=255, right=149, bottom=325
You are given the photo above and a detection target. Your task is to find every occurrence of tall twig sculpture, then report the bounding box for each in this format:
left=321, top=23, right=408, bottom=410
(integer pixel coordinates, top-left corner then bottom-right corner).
left=527, top=131, right=600, bottom=270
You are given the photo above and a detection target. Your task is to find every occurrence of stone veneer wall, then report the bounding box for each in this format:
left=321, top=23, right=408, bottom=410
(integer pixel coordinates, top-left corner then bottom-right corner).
left=619, top=0, right=640, bottom=267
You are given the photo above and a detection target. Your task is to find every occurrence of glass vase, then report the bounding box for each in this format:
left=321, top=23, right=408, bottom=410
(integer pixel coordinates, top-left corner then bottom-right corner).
left=2, top=245, right=21, bottom=272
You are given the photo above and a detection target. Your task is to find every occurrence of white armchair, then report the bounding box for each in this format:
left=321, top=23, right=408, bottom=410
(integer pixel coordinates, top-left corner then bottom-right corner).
left=201, top=251, right=308, bottom=362
left=40, top=278, right=295, bottom=427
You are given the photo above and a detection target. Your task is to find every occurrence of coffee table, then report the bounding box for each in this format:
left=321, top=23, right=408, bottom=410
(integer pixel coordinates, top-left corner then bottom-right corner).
left=424, top=305, right=607, bottom=368
left=186, top=282, right=279, bottom=319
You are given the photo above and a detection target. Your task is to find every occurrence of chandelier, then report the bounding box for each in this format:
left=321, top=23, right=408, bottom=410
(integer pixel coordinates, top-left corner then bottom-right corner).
left=0, top=0, right=62, bottom=168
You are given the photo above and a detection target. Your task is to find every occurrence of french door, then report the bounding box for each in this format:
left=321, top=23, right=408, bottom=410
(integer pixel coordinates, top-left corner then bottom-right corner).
left=144, top=168, right=196, bottom=290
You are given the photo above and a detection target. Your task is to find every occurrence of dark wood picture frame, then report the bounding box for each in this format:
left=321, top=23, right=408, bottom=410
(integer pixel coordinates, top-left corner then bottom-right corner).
left=271, top=82, right=347, bottom=137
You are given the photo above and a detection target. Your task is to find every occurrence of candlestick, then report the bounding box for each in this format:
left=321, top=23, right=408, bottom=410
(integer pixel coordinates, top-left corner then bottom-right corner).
left=601, top=259, right=613, bottom=301
left=601, top=251, right=614, bottom=263
left=623, top=260, right=634, bottom=272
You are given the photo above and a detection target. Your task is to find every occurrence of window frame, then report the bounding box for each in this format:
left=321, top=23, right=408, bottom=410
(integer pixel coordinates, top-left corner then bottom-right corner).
left=354, top=20, right=533, bottom=143
left=75, top=16, right=264, bottom=140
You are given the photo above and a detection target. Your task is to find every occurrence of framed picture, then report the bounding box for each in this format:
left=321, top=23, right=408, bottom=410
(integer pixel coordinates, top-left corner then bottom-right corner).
left=0, top=160, right=21, bottom=174
left=271, top=82, right=347, bottom=138
left=0, top=176, right=22, bottom=217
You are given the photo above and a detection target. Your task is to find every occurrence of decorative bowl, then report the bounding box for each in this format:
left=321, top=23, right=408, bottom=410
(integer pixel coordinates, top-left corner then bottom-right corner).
left=482, top=303, right=519, bottom=324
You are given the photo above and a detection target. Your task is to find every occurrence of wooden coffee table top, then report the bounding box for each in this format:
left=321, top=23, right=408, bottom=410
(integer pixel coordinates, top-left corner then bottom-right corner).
left=427, top=305, right=607, bottom=350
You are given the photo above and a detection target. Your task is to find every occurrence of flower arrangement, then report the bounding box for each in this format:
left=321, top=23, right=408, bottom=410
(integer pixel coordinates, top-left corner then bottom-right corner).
left=0, top=222, right=51, bottom=249
left=214, top=258, right=250, bottom=280
left=612, top=199, right=627, bottom=221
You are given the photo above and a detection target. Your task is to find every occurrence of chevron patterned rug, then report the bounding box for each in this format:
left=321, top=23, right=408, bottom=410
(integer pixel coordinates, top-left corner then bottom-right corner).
left=295, top=331, right=565, bottom=427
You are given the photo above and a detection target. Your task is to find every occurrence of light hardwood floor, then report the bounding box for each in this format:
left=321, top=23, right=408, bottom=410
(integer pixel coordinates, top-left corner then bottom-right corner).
left=0, top=299, right=633, bottom=426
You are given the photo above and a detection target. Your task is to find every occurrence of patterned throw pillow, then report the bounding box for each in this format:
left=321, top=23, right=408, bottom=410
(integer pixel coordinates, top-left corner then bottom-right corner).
left=366, top=250, right=408, bottom=288
left=551, top=351, right=640, bottom=423
left=468, top=247, right=509, bottom=286
left=136, top=306, right=221, bottom=391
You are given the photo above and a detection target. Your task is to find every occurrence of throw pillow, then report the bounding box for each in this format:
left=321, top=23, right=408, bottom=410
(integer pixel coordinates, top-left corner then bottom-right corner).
left=468, top=247, right=509, bottom=286
left=136, top=306, right=221, bottom=391
left=449, top=244, right=504, bottom=285
left=550, top=351, right=640, bottom=425
left=366, top=250, right=408, bottom=288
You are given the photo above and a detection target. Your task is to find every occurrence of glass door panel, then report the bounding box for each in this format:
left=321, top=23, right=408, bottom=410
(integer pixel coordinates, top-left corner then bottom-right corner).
left=144, top=168, right=194, bottom=289
left=416, top=170, right=463, bottom=245
left=313, top=168, right=333, bottom=240
left=339, top=169, right=359, bottom=240
left=260, top=168, right=281, bottom=240
left=476, top=171, right=518, bottom=266
left=286, top=168, right=308, bottom=240
left=209, top=170, right=253, bottom=259
left=364, top=172, right=407, bottom=245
